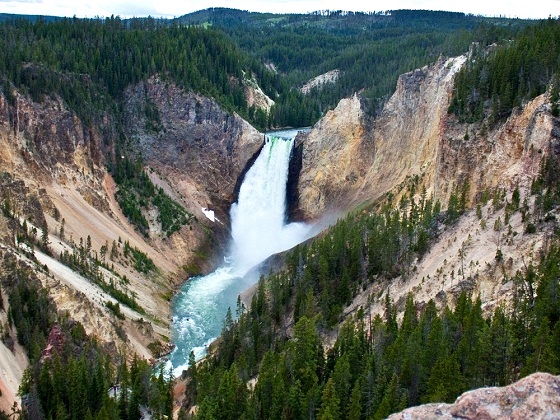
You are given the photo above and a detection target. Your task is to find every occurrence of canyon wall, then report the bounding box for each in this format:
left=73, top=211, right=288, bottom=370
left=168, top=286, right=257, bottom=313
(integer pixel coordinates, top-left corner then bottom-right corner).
left=124, top=77, right=263, bottom=225
left=297, top=55, right=560, bottom=319
left=0, top=79, right=263, bottom=411
left=298, top=55, right=559, bottom=220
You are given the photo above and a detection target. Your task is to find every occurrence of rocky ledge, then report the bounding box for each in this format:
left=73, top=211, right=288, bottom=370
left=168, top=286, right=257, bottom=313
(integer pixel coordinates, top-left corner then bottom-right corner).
left=388, top=372, right=560, bottom=419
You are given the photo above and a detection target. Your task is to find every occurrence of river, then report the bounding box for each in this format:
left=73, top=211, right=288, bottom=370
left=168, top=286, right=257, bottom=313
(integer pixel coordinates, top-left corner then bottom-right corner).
left=168, top=128, right=310, bottom=376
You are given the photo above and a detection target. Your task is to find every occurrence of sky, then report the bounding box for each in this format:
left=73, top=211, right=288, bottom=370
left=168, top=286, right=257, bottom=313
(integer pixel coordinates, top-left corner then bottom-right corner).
left=0, top=0, right=558, bottom=20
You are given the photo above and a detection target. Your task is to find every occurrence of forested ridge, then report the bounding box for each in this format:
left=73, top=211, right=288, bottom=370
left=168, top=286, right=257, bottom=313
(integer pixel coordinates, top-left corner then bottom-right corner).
left=177, top=8, right=531, bottom=118
left=0, top=9, right=546, bottom=129
left=0, top=16, right=279, bottom=126
left=450, top=18, right=560, bottom=124
left=0, top=9, right=532, bottom=129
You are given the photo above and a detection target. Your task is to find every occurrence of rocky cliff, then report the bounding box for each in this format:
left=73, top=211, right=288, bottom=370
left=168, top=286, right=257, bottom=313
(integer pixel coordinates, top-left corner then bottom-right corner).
left=0, top=79, right=264, bottom=411
left=124, top=76, right=263, bottom=228
left=298, top=56, right=468, bottom=219
left=388, top=372, right=560, bottom=419
left=297, top=92, right=373, bottom=220
left=299, top=54, right=559, bottom=221
left=297, top=55, right=560, bottom=317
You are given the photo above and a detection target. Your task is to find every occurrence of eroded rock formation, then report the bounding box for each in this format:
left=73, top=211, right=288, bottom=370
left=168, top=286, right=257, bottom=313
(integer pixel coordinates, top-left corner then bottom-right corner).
left=388, top=372, right=560, bottom=419
left=124, top=76, right=263, bottom=225
left=297, top=55, right=559, bottom=220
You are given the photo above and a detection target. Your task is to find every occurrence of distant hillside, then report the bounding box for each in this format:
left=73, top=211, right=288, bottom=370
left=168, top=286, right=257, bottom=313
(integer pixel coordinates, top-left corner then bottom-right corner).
left=0, top=9, right=535, bottom=128
left=176, top=8, right=533, bottom=118
left=0, top=13, right=60, bottom=23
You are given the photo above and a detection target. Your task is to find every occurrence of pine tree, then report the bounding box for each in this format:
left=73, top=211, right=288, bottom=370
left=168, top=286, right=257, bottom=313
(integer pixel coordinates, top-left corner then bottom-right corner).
left=185, top=351, right=198, bottom=406
left=347, top=377, right=363, bottom=420
left=522, top=318, right=559, bottom=376
left=331, top=353, right=352, bottom=416
left=318, top=378, right=340, bottom=420
left=288, top=316, right=322, bottom=391
left=374, top=373, right=405, bottom=420
left=424, top=354, right=464, bottom=403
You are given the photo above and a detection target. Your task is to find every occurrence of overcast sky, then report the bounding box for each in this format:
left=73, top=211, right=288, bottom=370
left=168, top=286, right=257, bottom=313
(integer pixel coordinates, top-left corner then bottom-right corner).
left=0, top=0, right=558, bottom=20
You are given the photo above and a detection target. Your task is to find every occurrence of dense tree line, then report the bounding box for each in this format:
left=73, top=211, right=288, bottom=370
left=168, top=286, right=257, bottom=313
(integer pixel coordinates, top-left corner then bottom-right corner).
left=190, top=275, right=560, bottom=420
left=450, top=18, right=560, bottom=124
left=0, top=16, right=273, bottom=116
left=0, top=250, right=173, bottom=419
left=1, top=254, right=54, bottom=364
left=182, top=9, right=531, bottom=118
left=183, top=150, right=560, bottom=418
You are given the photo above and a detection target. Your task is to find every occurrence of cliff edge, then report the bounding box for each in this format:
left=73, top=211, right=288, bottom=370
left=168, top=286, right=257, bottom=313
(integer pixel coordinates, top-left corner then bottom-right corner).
left=389, top=372, right=560, bottom=419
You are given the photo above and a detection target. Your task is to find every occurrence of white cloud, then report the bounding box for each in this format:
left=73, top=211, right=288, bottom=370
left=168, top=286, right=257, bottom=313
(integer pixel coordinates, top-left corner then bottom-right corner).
left=0, top=0, right=42, bottom=3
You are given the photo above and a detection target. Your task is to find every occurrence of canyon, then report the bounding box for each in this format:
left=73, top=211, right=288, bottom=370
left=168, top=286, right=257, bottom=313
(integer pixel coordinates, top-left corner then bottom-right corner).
left=297, top=54, right=559, bottom=319
left=1, top=48, right=559, bottom=415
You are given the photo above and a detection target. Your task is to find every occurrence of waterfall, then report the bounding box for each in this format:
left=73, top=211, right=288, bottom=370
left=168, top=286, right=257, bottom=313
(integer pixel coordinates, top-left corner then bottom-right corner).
left=231, top=134, right=308, bottom=273
left=169, top=129, right=309, bottom=375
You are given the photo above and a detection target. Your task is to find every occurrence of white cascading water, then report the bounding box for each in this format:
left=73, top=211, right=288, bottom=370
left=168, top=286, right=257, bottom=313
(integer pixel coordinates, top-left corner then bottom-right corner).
left=231, top=135, right=309, bottom=272
left=169, top=129, right=310, bottom=376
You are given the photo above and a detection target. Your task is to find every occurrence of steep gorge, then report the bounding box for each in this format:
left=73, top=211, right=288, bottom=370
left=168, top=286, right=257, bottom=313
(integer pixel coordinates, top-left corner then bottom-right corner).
left=296, top=54, right=560, bottom=317
left=0, top=79, right=263, bottom=412
left=0, top=48, right=559, bottom=416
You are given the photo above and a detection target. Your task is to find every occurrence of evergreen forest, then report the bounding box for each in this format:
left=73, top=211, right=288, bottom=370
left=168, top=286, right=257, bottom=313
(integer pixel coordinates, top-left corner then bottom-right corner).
left=450, top=18, right=560, bottom=124
left=182, top=142, right=560, bottom=420
left=0, top=9, right=532, bottom=131
left=176, top=8, right=532, bottom=120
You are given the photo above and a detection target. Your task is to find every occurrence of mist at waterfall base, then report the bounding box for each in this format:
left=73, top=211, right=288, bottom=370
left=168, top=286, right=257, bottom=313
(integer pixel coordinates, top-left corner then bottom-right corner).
left=169, top=129, right=310, bottom=376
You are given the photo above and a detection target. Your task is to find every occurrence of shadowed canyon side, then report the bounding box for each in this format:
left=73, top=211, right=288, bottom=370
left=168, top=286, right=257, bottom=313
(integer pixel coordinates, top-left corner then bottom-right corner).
left=0, top=80, right=264, bottom=411
left=124, top=77, right=263, bottom=232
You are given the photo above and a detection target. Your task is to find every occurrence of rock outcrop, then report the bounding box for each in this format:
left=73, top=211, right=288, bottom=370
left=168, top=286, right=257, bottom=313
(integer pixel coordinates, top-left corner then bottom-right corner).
left=0, top=88, right=114, bottom=212
left=297, top=56, right=468, bottom=220
left=300, top=69, right=340, bottom=95
left=298, top=54, right=559, bottom=220
left=124, top=77, right=263, bottom=225
left=297, top=92, right=373, bottom=220
left=388, top=372, right=560, bottom=419
left=244, top=76, right=275, bottom=111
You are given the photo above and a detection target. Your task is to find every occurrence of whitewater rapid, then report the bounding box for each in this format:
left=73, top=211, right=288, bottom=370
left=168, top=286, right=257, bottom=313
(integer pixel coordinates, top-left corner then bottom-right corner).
left=169, top=129, right=310, bottom=376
